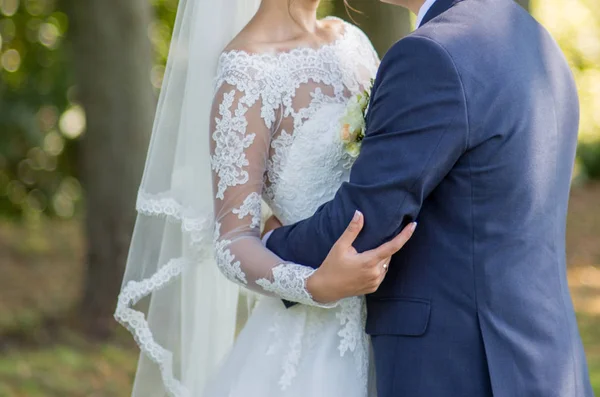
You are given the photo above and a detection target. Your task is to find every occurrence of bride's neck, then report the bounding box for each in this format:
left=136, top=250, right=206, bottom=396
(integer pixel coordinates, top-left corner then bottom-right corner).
left=254, top=0, right=321, bottom=36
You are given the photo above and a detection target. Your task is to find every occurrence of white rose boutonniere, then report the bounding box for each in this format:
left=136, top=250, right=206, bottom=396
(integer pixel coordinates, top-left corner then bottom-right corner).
left=340, top=79, right=373, bottom=158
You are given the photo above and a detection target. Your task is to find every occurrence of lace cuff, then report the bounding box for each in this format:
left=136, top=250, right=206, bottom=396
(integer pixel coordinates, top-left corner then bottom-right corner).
left=256, top=263, right=339, bottom=309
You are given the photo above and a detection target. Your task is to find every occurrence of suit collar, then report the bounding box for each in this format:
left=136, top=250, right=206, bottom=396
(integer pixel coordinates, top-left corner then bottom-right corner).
left=419, top=0, right=466, bottom=27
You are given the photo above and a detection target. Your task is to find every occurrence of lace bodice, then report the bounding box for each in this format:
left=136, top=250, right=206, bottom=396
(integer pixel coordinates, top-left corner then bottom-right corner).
left=210, top=17, right=379, bottom=304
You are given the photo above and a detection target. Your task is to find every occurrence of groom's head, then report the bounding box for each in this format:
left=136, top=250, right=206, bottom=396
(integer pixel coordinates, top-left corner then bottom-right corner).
left=379, top=0, right=426, bottom=15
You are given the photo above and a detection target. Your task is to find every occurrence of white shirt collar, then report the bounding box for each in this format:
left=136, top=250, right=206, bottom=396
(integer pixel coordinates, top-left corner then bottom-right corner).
left=416, top=0, right=438, bottom=28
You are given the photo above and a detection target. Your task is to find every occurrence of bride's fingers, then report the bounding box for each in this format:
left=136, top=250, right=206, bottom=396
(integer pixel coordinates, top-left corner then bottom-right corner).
left=367, top=222, right=418, bottom=261
left=382, top=257, right=391, bottom=273
left=335, top=210, right=364, bottom=249
left=375, top=258, right=389, bottom=273
left=378, top=258, right=390, bottom=279
left=365, top=258, right=390, bottom=294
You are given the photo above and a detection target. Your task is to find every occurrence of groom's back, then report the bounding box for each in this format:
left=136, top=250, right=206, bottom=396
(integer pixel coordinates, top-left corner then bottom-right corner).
left=369, top=0, right=592, bottom=396
left=423, top=1, right=580, bottom=269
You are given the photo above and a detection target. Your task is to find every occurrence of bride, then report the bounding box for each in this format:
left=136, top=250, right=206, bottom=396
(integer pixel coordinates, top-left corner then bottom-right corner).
left=115, top=0, right=413, bottom=396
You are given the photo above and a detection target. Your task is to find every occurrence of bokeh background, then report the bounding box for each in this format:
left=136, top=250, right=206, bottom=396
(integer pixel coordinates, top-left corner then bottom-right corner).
left=0, top=0, right=598, bottom=396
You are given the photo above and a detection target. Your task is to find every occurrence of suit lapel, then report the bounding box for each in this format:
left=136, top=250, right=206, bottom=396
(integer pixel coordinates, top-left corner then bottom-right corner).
left=419, top=0, right=466, bottom=27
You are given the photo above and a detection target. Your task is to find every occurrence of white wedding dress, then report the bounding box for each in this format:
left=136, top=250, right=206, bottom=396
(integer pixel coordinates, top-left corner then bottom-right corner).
left=204, top=17, right=380, bottom=397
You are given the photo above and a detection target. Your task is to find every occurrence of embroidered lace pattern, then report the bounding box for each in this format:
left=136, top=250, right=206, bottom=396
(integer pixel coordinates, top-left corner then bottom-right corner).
left=256, top=264, right=337, bottom=308
left=208, top=18, right=379, bottom=392
left=117, top=17, right=379, bottom=396
left=232, top=192, right=262, bottom=229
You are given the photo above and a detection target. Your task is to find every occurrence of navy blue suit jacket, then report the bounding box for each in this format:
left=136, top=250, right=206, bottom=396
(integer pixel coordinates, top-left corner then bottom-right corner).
left=267, top=0, right=593, bottom=395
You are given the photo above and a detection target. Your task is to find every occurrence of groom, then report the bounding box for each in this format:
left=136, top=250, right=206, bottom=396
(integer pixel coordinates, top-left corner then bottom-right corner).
left=264, top=0, right=594, bottom=396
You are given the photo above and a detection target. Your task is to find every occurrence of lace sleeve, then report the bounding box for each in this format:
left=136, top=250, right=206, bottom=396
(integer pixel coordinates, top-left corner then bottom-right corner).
left=210, top=71, right=336, bottom=308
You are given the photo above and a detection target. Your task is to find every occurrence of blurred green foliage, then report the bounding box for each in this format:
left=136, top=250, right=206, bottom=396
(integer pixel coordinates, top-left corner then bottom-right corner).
left=0, top=0, right=77, bottom=219
left=578, top=141, right=600, bottom=180
left=0, top=0, right=599, bottom=221
left=0, top=0, right=177, bottom=220
left=533, top=0, right=600, bottom=179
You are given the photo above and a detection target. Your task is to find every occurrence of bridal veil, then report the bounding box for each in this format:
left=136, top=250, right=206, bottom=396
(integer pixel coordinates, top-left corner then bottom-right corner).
left=114, top=1, right=261, bottom=396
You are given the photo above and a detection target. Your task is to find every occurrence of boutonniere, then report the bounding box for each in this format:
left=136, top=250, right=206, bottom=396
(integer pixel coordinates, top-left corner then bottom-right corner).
left=340, top=79, right=373, bottom=158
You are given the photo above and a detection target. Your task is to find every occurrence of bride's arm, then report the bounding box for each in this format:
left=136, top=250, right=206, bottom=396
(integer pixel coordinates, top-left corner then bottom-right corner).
left=210, top=80, right=340, bottom=307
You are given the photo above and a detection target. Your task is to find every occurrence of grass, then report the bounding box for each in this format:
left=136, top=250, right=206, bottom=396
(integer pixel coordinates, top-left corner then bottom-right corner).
left=0, top=217, right=84, bottom=336
left=579, top=314, right=600, bottom=392
left=570, top=265, right=600, bottom=393
left=0, top=335, right=137, bottom=397
left=0, top=182, right=599, bottom=396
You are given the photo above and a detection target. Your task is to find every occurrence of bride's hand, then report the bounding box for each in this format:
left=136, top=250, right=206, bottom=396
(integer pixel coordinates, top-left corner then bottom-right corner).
left=306, top=211, right=417, bottom=304
left=262, top=215, right=283, bottom=239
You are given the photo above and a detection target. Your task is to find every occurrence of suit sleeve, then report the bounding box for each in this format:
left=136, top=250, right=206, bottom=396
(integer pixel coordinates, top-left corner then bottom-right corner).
left=266, top=35, right=469, bottom=268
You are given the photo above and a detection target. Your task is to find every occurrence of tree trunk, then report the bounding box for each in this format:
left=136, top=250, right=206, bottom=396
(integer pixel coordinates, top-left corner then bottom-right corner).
left=334, top=1, right=412, bottom=56
left=66, top=0, right=154, bottom=338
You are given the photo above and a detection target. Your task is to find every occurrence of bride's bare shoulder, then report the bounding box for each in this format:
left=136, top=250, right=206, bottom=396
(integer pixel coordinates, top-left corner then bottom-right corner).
left=319, top=16, right=346, bottom=39
left=222, top=16, right=348, bottom=55
left=223, top=31, right=269, bottom=55
left=222, top=19, right=283, bottom=55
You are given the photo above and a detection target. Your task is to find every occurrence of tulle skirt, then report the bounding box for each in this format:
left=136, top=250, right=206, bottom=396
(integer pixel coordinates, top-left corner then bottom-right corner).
left=203, top=296, right=375, bottom=397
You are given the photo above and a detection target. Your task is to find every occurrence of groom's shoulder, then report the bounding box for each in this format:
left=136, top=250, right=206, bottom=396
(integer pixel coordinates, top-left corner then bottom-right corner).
left=399, top=0, right=539, bottom=59
left=391, top=17, right=475, bottom=63
left=383, top=0, right=539, bottom=75
left=381, top=32, right=455, bottom=73
left=374, top=33, right=466, bottom=95
left=381, top=9, right=472, bottom=68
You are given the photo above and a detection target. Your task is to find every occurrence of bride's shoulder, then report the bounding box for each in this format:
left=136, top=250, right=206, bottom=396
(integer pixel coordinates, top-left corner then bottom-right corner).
left=319, top=15, right=346, bottom=40
left=216, top=28, right=283, bottom=82
left=216, top=33, right=276, bottom=82
left=335, top=17, right=373, bottom=47
left=222, top=33, right=271, bottom=56
left=220, top=15, right=348, bottom=58
left=221, top=19, right=289, bottom=57
left=332, top=17, right=379, bottom=64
